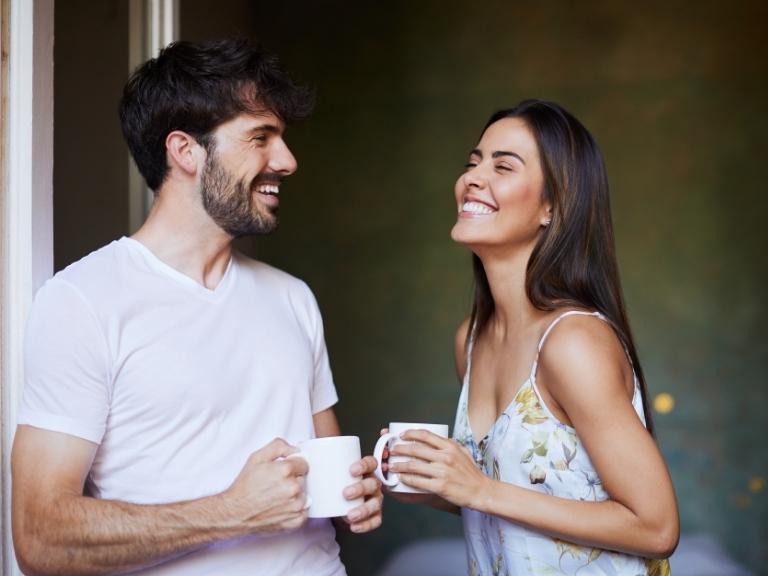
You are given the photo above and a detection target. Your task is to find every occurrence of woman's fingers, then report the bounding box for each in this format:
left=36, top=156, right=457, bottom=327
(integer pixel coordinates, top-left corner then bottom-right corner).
left=396, top=472, right=435, bottom=492
left=389, top=457, right=436, bottom=478
left=390, top=441, right=439, bottom=463
left=400, top=429, right=450, bottom=449
left=391, top=435, right=462, bottom=464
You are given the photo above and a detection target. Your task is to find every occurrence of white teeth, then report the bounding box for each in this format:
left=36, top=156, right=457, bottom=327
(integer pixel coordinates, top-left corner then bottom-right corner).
left=256, top=184, right=280, bottom=195
left=462, top=201, right=495, bottom=215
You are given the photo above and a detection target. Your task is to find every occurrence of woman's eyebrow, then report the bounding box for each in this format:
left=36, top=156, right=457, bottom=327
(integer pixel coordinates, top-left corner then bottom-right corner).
left=492, top=150, right=526, bottom=165
left=469, top=149, right=526, bottom=165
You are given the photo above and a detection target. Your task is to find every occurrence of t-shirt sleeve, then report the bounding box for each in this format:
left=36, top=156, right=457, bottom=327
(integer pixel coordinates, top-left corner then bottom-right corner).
left=298, top=283, right=339, bottom=414
left=18, top=279, right=111, bottom=444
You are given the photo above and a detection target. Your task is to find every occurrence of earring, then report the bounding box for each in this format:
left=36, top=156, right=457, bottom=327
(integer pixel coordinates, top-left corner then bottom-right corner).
left=542, top=218, right=551, bottom=227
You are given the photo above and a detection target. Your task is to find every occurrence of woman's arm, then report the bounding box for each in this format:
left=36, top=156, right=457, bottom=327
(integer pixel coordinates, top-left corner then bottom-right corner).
left=384, top=487, right=461, bottom=515
left=391, top=316, right=679, bottom=559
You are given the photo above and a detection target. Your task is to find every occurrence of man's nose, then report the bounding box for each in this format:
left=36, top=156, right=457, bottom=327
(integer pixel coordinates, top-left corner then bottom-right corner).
left=269, top=139, right=298, bottom=175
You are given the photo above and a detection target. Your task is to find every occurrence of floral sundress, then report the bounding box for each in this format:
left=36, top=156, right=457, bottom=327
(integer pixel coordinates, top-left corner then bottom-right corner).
left=453, top=311, right=671, bottom=576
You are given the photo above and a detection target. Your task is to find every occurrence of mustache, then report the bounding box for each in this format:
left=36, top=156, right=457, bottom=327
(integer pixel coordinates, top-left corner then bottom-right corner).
left=253, top=173, right=284, bottom=185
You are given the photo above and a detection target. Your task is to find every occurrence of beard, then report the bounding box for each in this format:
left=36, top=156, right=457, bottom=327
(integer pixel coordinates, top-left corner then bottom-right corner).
left=200, top=152, right=279, bottom=238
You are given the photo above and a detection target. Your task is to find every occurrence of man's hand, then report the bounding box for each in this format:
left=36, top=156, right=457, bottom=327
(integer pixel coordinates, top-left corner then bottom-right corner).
left=339, top=455, right=383, bottom=533
left=225, top=438, right=310, bottom=534
left=311, top=408, right=383, bottom=533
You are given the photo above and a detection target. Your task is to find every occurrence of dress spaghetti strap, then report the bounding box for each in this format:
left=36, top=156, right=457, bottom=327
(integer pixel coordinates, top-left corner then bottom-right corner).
left=462, top=322, right=478, bottom=387
left=529, top=310, right=606, bottom=381
left=454, top=307, right=664, bottom=575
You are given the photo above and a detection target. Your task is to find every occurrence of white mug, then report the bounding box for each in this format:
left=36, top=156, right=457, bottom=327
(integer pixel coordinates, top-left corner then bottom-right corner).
left=291, top=435, right=364, bottom=518
left=373, top=422, right=449, bottom=493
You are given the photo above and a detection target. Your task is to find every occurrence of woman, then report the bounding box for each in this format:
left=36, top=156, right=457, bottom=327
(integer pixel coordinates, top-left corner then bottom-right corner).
left=387, top=100, right=678, bottom=575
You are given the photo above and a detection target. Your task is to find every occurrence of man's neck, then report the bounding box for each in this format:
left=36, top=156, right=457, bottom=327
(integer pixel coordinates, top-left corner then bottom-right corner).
left=131, top=186, right=234, bottom=291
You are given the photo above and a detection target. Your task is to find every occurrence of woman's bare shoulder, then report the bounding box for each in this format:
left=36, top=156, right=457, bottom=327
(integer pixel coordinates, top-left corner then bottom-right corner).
left=537, top=312, right=630, bottom=400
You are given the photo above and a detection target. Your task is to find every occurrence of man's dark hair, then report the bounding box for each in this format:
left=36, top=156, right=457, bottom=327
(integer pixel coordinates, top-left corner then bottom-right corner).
left=119, top=38, right=314, bottom=191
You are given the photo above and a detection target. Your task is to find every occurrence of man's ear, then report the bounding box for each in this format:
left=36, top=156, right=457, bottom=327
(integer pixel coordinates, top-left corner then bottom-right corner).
left=165, top=130, right=205, bottom=177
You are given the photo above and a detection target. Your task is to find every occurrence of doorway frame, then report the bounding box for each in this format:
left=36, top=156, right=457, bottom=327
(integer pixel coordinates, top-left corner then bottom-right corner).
left=1, top=0, right=54, bottom=573
left=128, top=0, right=179, bottom=232
left=0, top=1, right=177, bottom=571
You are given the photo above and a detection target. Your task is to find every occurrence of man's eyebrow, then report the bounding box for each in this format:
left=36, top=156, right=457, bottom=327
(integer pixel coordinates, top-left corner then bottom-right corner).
left=245, top=124, right=281, bottom=135
left=469, top=149, right=526, bottom=165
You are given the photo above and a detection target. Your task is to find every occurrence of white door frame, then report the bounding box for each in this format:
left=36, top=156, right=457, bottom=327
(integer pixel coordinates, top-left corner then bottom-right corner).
left=1, top=0, right=54, bottom=573
left=0, top=1, right=177, bottom=571
left=128, top=0, right=179, bottom=232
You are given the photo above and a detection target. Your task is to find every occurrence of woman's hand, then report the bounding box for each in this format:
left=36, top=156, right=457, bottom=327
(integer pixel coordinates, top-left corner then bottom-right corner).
left=389, top=429, right=489, bottom=509
left=377, top=428, right=432, bottom=505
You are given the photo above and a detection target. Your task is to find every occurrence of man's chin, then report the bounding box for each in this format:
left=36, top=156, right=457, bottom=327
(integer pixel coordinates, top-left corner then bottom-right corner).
left=229, top=218, right=279, bottom=238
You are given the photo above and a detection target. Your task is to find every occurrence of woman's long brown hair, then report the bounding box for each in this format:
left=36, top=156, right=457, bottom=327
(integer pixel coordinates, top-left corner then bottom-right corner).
left=467, top=100, right=655, bottom=434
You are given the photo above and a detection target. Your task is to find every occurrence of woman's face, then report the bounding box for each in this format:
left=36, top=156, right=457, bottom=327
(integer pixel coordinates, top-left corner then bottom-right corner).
left=451, top=117, right=550, bottom=253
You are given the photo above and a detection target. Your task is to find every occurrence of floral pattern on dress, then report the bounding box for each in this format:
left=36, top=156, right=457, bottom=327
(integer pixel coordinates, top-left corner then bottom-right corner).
left=646, top=558, right=672, bottom=576
left=454, top=311, right=672, bottom=576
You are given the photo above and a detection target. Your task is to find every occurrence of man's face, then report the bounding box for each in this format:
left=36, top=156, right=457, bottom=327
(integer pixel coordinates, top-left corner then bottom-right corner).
left=200, top=111, right=297, bottom=237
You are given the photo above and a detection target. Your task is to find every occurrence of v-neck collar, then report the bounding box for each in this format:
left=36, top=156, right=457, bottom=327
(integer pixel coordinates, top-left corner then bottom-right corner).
left=120, top=236, right=237, bottom=301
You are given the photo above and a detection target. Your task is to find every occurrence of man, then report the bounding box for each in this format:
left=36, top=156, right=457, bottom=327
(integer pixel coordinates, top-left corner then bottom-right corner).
left=12, top=38, right=382, bottom=575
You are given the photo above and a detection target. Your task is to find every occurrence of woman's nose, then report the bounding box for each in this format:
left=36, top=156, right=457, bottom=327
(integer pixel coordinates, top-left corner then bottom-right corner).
left=463, top=166, right=486, bottom=189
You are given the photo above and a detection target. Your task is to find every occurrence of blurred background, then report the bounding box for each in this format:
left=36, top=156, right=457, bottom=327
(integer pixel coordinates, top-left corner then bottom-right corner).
left=54, top=1, right=766, bottom=574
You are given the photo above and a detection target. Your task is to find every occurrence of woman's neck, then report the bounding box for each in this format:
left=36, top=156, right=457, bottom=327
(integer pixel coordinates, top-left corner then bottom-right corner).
left=477, top=246, right=545, bottom=341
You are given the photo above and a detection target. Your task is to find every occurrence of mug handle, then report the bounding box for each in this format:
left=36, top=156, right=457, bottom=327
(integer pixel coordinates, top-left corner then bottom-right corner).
left=287, top=451, right=313, bottom=510
left=373, top=432, right=400, bottom=487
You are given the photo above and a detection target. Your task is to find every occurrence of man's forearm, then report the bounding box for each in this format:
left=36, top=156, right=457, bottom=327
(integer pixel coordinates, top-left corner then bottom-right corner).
left=13, top=431, right=310, bottom=576
left=15, top=492, right=241, bottom=576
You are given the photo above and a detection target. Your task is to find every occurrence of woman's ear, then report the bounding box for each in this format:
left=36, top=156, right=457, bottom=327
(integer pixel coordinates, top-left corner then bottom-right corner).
left=165, top=130, right=205, bottom=177
left=541, top=205, right=552, bottom=227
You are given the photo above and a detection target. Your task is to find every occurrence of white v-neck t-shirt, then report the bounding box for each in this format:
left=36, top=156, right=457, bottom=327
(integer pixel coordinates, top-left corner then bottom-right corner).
left=19, top=237, right=344, bottom=575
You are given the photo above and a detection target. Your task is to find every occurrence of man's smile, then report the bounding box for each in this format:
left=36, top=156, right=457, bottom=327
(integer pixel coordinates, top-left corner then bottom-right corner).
left=254, top=182, right=281, bottom=208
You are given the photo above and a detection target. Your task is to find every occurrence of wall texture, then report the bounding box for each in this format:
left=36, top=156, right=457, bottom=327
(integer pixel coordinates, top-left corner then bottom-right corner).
left=54, top=0, right=128, bottom=272
left=55, top=1, right=767, bottom=574
left=228, top=1, right=768, bottom=573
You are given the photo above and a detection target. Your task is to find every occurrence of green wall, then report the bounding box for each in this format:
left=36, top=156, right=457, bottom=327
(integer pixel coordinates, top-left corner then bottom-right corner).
left=227, top=2, right=768, bottom=573
left=55, top=1, right=767, bottom=574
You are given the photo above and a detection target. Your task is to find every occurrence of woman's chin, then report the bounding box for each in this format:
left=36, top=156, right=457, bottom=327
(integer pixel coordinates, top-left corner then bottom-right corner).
left=450, top=223, right=470, bottom=243
left=451, top=224, right=486, bottom=248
